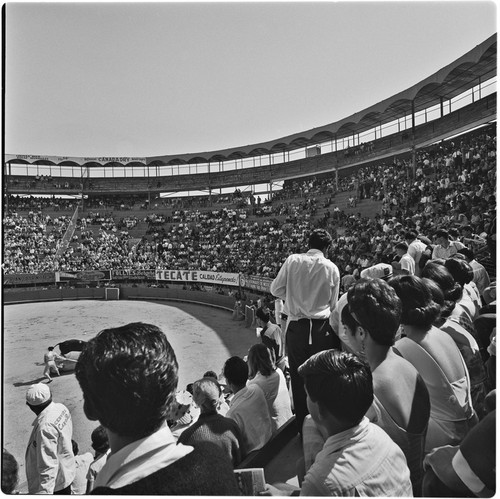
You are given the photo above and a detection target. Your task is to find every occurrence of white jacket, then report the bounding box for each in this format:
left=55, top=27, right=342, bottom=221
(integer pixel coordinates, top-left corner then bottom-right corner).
left=25, top=402, right=76, bottom=493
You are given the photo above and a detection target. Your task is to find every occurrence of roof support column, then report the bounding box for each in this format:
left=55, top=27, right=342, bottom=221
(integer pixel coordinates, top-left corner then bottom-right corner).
left=411, top=99, right=416, bottom=179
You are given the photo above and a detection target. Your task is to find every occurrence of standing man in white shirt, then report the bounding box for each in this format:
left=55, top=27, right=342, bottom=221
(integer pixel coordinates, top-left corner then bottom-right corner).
left=405, top=231, right=428, bottom=277
left=25, top=383, right=76, bottom=494
left=392, top=242, right=416, bottom=275
left=270, top=228, right=340, bottom=432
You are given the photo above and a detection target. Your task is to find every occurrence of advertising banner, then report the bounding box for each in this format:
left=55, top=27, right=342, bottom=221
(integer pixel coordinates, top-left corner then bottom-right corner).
left=156, top=269, right=240, bottom=287
left=3, top=272, right=56, bottom=286
left=112, top=269, right=157, bottom=280
left=239, top=274, right=273, bottom=293
left=56, top=270, right=111, bottom=282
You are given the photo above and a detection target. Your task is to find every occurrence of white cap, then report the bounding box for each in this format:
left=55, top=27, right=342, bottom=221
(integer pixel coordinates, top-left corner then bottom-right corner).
left=360, top=263, right=393, bottom=280
left=26, top=383, right=51, bottom=406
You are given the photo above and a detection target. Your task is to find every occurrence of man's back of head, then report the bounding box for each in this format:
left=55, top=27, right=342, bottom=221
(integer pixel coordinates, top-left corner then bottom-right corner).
left=298, top=350, right=373, bottom=428
left=308, top=229, right=332, bottom=252
left=75, top=322, right=178, bottom=440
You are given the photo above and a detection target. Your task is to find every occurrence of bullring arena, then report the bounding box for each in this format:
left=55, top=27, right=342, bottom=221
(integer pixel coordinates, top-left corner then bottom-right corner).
left=4, top=298, right=258, bottom=493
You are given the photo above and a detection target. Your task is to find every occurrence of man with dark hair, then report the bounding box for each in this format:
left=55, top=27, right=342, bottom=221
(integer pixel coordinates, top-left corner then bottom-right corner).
left=75, top=322, right=239, bottom=495
left=25, top=383, right=75, bottom=494
left=270, top=228, right=340, bottom=431
left=223, top=356, right=272, bottom=456
left=432, top=229, right=465, bottom=260
left=392, top=241, right=415, bottom=275
left=255, top=307, right=286, bottom=372
left=405, top=230, right=427, bottom=276
left=264, top=350, right=412, bottom=496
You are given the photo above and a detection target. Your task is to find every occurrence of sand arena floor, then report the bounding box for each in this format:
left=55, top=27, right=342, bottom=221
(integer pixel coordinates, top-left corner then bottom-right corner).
left=3, top=299, right=257, bottom=493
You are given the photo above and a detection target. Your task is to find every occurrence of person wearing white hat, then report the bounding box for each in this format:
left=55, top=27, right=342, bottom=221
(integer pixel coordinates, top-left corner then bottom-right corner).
left=25, top=383, right=75, bottom=494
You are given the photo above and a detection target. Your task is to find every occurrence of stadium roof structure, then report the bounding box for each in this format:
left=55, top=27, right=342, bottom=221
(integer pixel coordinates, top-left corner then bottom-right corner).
left=5, top=33, right=496, bottom=168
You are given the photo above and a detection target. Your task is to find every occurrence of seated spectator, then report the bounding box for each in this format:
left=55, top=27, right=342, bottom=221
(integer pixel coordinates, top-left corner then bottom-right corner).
left=70, top=439, right=93, bottom=494
left=422, top=262, right=476, bottom=338
left=432, top=229, right=465, bottom=260
left=255, top=307, right=287, bottom=373
left=168, top=389, right=201, bottom=439
left=445, top=257, right=481, bottom=321
left=342, top=278, right=430, bottom=494
left=2, top=449, right=19, bottom=494
left=247, top=344, right=293, bottom=434
left=75, top=322, right=239, bottom=495
left=424, top=278, right=489, bottom=419
left=223, top=356, right=272, bottom=457
left=422, top=410, right=495, bottom=497
left=86, top=425, right=110, bottom=493
left=178, top=377, right=243, bottom=466
left=457, top=247, right=491, bottom=297
left=389, top=275, right=478, bottom=452
left=264, top=350, right=412, bottom=496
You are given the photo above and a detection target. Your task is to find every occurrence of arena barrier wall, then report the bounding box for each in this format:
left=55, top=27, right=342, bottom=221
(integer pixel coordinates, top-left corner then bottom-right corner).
left=3, top=286, right=235, bottom=312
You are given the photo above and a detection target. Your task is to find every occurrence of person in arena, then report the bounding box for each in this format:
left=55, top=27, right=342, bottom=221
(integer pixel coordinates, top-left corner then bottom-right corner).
left=263, top=350, right=412, bottom=496
left=270, top=228, right=341, bottom=431
left=43, top=346, right=67, bottom=382
left=75, top=322, right=239, bottom=495
left=392, top=241, right=416, bottom=275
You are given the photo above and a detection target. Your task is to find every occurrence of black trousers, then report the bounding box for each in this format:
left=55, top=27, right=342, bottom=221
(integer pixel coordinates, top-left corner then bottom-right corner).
left=54, top=484, right=71, bottom=494
left=286, top=318, right=339, bottom=432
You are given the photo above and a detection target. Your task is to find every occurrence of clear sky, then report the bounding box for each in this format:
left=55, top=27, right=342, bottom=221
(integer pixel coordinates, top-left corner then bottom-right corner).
left=5, top=1, right=497, bottom=158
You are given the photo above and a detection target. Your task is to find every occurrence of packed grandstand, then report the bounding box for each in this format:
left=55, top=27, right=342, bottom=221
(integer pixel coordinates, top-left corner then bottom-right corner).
left=2, top=34, right=497, bottom=496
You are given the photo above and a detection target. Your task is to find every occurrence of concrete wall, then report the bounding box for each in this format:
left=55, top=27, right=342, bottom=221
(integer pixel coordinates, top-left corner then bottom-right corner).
left=3, top=286, right=236, bottom=311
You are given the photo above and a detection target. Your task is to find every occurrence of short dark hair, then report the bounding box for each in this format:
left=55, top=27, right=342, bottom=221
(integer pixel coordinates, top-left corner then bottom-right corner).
left=255, top=307, right=270, bottom=323
left=48, top=346, right=54, bottom=351
left=298, top=350, right=373, bottom=426
left=344, top=278, right=402, bottom=346
left=457, top=247, right=474, bottom=261
left=90, top=425, right=109, bottom=453
left=75, top=322, right=178, bottom=439
left=203, top=370, right=218, bottom=380
left=223, top=356, right=248, bottom=387
left=405, top=230, right=418, bottom=241
left=395, top=242, right=408, bottom=252
left=435, top=229, right=449, bottom=240
left=308, top=229, right=332, bottom=251
left=2, top=449, right=19, bottom=494
left=388, top=275, right=441, bottom=330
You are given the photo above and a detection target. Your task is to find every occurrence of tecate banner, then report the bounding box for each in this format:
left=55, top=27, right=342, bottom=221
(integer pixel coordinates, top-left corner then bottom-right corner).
left=156, top=269, right=240, bottom=287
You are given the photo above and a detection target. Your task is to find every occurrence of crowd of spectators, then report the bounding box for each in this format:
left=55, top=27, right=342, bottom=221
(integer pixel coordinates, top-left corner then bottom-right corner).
left=3, top=125, right=496, bottom=284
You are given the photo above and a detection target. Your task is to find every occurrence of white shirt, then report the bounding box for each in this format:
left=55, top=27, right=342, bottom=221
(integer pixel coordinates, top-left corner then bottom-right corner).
left=270, top=249, right=340, bottom=321
left=25, top=402, right=76, bottom=494
left=247, top=370, right=293, bottom=434
left=301, top=418, right=412, bottom=496
left=400, top=253, right=416, bottom=275
left=407, top=239, right=427, bottom=275
left=226, top=384, right=272, bottom=455
left=94, top=424, right=192, bottom=489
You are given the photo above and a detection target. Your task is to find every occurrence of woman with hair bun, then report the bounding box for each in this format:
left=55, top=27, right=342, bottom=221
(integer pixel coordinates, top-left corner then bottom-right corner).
left=343, top=278, right=430, bottom=495
left=421, top=262, right=476, bottom=337
left=445, top=256, right=481, bottom=321
left=388, top=275, right=477, bottom=453
left=424, top=277, right=489, bottom=418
